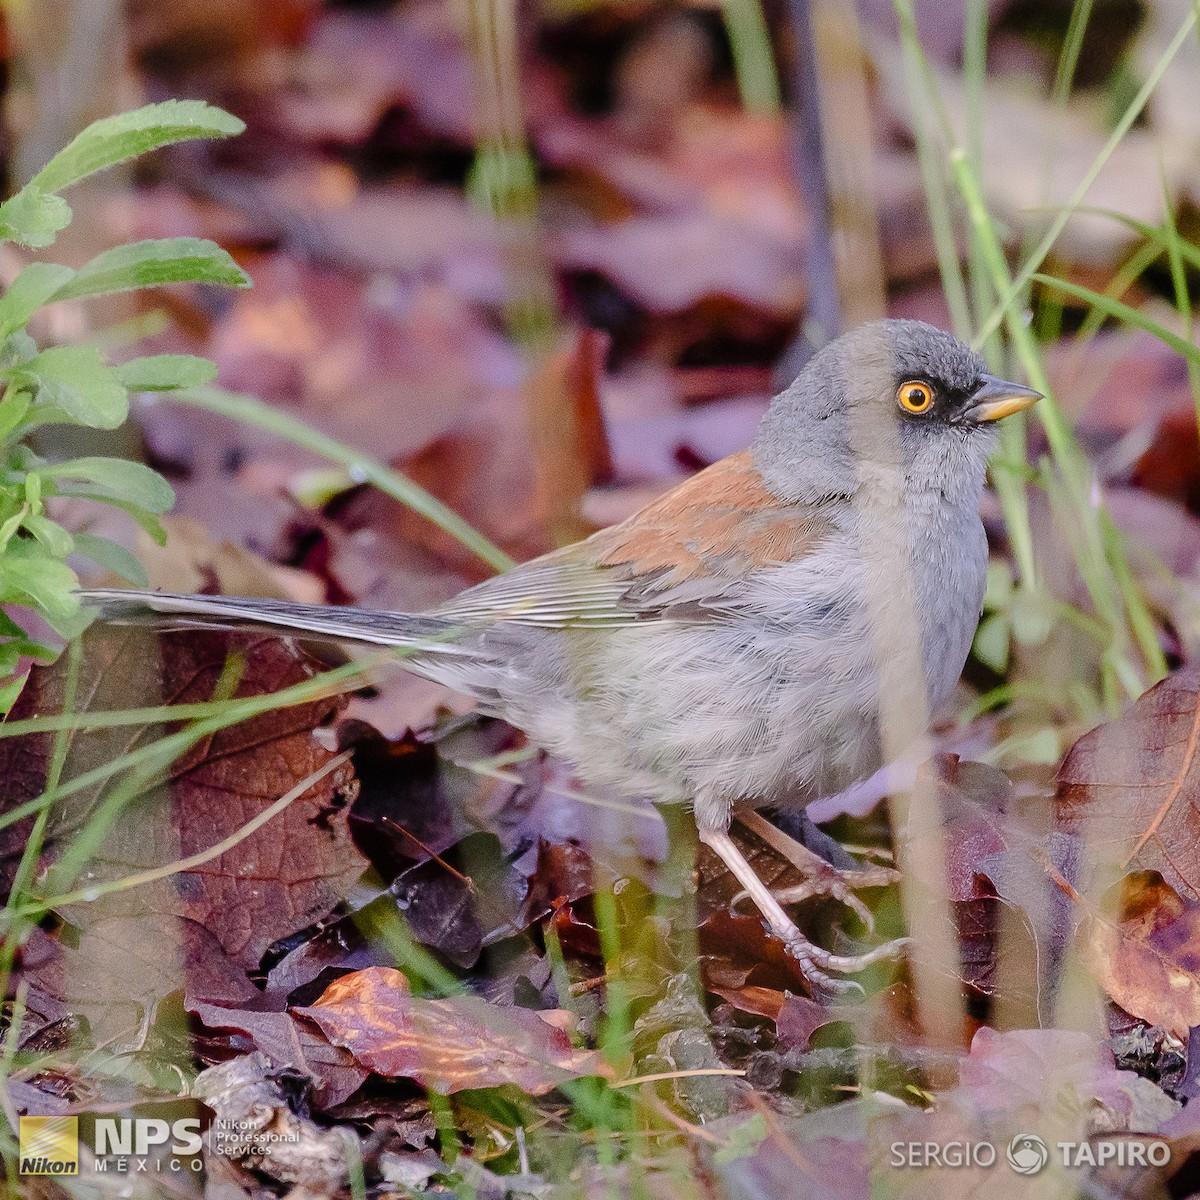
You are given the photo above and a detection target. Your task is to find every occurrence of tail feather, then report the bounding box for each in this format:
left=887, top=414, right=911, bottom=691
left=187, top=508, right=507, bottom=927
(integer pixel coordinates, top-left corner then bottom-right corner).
left=78, top=588, right=471, bottom=653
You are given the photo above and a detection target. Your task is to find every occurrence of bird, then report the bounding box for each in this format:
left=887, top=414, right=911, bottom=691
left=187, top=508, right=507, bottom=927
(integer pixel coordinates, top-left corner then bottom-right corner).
left=82, top=319, right=1040, bottom=991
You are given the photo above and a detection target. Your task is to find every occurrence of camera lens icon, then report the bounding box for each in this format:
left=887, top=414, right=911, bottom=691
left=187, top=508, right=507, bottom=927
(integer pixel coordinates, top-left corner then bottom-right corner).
left=1007, top=1134, right=1049, bottom=1176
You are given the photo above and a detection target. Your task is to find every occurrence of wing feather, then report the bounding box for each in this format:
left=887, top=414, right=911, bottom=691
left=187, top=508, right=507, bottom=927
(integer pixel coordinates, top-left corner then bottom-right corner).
left=436, top=451, right=831, bottom=628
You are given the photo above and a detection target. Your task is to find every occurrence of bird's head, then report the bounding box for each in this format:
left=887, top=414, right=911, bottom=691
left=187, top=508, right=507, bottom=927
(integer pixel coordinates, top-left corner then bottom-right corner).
left=753, top=318, right=1041, bottom=505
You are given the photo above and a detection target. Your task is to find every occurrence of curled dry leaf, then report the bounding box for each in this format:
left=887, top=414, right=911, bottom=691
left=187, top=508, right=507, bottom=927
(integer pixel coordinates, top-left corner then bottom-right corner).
left=865, top=1029, right=1178, bottom=1196
left=194, top=1051, right=355, bottom=1191
left=297, top=966, right=613, bottom=1095
left=1057, top=670, right=1200, bottom=1033
left=1080, top=873, right=1200, bottom=1040
left=189, top=1000, right=369, bottom=1108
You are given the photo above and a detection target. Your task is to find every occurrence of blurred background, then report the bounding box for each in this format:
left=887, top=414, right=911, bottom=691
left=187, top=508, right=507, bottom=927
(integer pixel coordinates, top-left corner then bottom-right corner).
left=7, top=0, right=1200, bottom=754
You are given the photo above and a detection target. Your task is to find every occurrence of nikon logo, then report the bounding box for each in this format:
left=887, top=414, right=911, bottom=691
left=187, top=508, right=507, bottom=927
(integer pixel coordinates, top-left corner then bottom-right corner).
left=18, top=1116, right=79, bottom=1175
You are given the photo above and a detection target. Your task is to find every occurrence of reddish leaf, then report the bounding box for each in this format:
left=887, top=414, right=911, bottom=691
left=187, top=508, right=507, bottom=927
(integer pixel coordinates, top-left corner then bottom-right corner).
left=524, top=327, right=614, bottom=547
left=1080, top=873, right=1200, bottom=1039
left=776, top=984, right=921, bottom=1052
left=773, top=994, right=829, bottom=1046
left=865, top=1028, right=1178, bottom=1194
left=297, top=966, right=612, bottom=1094
left=523, top=840, right=615, bottom=924
left=1, top=627, right=364, bottom=970
left=1058, top=667, right=1200, bottom=902
left=558, top=214, right=804, bottom=315
left=189, top=1000, right=368, bottom=1108
left=708, top=983, right=787, bottom=1021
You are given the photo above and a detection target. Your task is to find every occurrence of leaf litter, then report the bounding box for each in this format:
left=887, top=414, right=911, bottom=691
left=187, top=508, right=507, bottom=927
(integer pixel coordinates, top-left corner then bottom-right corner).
left=12, top=0, right=1200, bottom=1195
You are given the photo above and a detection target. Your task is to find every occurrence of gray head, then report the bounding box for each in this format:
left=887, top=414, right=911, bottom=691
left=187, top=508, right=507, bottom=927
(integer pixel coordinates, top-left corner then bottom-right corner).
left=751, top=319, right=1040, bottom=504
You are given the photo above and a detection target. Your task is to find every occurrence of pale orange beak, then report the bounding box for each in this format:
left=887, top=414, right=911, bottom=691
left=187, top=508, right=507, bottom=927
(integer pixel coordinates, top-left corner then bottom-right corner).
left=965, top=374, right=1043, bottom=423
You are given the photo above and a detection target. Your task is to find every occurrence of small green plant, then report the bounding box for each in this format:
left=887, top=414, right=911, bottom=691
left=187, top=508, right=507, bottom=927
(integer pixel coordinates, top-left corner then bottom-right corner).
left=0, top=100, right=250, bottom=709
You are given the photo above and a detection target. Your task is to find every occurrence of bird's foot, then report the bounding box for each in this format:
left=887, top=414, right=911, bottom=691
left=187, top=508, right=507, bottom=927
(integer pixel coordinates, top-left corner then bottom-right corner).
left=699, top=826, right=908, bottom=996
left=783, top=930, right=911, bottom=996
left=735, top=810, right=900, bottom=935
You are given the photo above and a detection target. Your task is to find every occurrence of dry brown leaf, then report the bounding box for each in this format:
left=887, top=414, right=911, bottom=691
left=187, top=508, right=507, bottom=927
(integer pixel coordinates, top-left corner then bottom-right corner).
left=525, top=327, right=614, bottom=547
left=0, top=627, right=364, bottom=972
left=557, top=214, right=805, bottom=315
left=874, top=50, right=1179, bottom=266
left=1058, top=667, right=1200, bottom=902
left=1080, top=873, right=1200, bottom=1040
left=189, top=1000, right=369, bottom=1108
left=297, top=966, right=613, bottom=1094
left=133, top=515, right=324, bottom=603
left=22, top=917, right=257, bottom=1046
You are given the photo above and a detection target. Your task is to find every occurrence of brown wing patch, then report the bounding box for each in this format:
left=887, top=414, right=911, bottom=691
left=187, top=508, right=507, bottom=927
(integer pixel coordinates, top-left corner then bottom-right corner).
left=586, top=450, right=828, bottom=590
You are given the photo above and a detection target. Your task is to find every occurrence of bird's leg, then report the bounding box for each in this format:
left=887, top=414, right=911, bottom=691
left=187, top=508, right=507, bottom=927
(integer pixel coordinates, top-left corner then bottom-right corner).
left=698, top=827, right=906, bottom=995
left=736, top=810, right=900, bottom=934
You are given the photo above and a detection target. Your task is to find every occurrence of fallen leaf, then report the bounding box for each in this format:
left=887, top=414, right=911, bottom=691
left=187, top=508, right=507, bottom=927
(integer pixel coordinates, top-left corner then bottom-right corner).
left=866, top=1028, right=1178, bottom=1197
left=775, top=983, right=921, bottom=1052
left=189, top=1000, right=368, bottom=1108
left=278, top=4, right=480, bottom=146
left=0, top=627, right=364, bottom=971
left=876, top=55, right=1182, bottom=266
left=194, top=1051, right=355, bottom=1189
left=21, top=918, right=256, bottom=1046
left=525, top=327, right=614, bottom=547
left=132, top=514, right=325, bottom=603
left=1058, top=666, right=1200, bottom=902
left=557, top=213, right=805, bottom=315
left=1080, top=872, right=1200, bottom=1039
left=297, top=966, right=612, bottom=1094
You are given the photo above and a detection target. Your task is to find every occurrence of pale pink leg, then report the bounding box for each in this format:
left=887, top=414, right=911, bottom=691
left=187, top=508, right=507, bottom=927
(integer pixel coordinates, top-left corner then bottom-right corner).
left=699, top=826, right=907, bottom=994
left=736, top=810, right=900, bottom=933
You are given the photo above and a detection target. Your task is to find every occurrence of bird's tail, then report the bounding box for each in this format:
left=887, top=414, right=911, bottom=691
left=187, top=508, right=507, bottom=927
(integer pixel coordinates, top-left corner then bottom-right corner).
left=78, top=588, right=471, bottom=653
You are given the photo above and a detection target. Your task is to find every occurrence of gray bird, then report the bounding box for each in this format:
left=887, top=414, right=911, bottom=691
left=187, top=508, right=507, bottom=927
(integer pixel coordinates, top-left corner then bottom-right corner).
left=83, top=319, right=1040, bottom=988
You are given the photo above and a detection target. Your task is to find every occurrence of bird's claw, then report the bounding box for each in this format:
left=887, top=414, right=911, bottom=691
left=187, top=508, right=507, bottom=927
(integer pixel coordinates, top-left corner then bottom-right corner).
left=783, top=933, right=911, bottom=995
left=699, top=826, right=908, bottom=997
left=768, top=862, right=901, bottom=934
left=733, top=861, right=899, bottom=935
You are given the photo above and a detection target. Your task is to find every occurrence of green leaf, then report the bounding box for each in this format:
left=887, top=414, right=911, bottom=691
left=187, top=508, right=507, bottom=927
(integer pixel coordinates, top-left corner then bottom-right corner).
left=16, top=345, right=128, bottom=429
left=0, top=506, right=26, bottom=548
left=22, top=513, right=74, bottom=558
left=30, top=100, right=245, bottom=195
left=0, top=672, right=28, bottom=717
left=90, top=497, right=168, bottom=545
left=1010, top=591, right=1055, bottom=647
left=71, top=531, right=148, bottom=586
left=0, top=331, right=38, bottom=370
left=983, top=560, right=1014, bottom=612
left=0, top=543, right=83, bottom=636
left=114, top=353, right=217, bottom=391
left=41, top=456, right=174, bottom=513
left=0, top=611, right=59, bottom=671
left=0, top=387, right=32, bottom=443
left=972, top=612, right=1011, bottom=674
left=713, top=1115, right=767, bottom=1164
left=0, top=263, right=76, bottom=337
left=0, top=187, right=72, bottom=249
left=53, top=238, right=251, bottom=301
left=994, top=727, right=1062, bottom=768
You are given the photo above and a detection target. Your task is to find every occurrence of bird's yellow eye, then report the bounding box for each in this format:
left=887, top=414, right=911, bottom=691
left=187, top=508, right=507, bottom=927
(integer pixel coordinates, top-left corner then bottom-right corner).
left=897, top=380, right=934, bottom=414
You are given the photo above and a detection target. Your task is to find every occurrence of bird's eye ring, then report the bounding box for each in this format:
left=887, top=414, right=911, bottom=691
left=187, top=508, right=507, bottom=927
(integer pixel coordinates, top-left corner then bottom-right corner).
left=897, top=380, right=935, bottom=414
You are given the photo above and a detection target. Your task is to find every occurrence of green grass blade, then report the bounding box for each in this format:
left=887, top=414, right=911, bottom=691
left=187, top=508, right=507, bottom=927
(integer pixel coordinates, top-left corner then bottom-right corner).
left=1032, top=273, right=1200, bottom=368
left=974, top=6, right=1198, bottom=346
left=173, top=386, right=515, bottom=574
